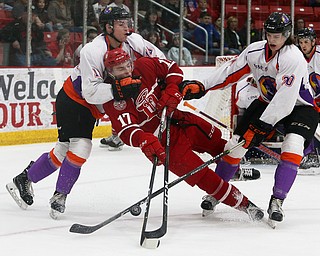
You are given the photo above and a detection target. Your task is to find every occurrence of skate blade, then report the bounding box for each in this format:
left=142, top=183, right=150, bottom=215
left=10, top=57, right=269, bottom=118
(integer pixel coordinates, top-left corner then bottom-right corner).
left=141, top=238, right=160, bottom=249
left=262, top=218, right=277, bottom=229
left=49, top=209, right=61, bottom=220
left=202, top=209, right=214, bottom=217
left=108, top=146, right=123, bottom=151
left=297, top=168, right=320, bottom=176
left=6, top=182, right=28, bottom=210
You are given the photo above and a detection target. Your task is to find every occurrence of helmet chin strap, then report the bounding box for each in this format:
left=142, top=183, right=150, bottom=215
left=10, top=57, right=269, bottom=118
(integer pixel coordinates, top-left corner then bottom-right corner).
left=107, top=30, right=122, bottom=45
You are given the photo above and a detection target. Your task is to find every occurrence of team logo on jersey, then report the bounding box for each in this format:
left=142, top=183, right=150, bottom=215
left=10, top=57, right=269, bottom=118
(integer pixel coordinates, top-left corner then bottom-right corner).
left=259, top=76, right=276, bottom=101
left=309, top=72, right=320, bottom=97
left=136, top=88, right=158, bottom=118
left=113, top=100, right=127, bottom=111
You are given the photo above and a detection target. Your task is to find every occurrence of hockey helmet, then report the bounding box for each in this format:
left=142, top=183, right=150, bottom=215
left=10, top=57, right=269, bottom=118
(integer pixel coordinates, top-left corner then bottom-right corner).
left=297, top=27, right=317, bottom=41
left=99, top=6, right=131, bottom=31
left=104, top=48, right=131, bottom=70
left=264, top=12, right=292, bottom=36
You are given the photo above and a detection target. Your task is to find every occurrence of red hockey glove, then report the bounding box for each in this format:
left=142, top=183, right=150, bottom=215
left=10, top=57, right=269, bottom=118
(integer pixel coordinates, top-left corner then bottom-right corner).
left=112, top=76, right=141, bottom=101
left=178, top=80, right=206, bottom=100
left=157, top=84, right=183, bottom=116
left=242, top=119, right=273, bottom=149
left=139, top=133, right=166, bottom=165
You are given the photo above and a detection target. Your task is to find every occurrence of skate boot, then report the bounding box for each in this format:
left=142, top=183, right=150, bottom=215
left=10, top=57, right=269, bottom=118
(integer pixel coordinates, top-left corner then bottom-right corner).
left=298, top=154, right=320, bottom=175
left=6, top=161, right=35, bottom=210
left=267, top=196, right=284, bottom=222
left=49, top=191, right=67, bottom=220
left=244, top=201, right=264, bottom=221
left=232, top=167, right=261, bottom=181
left=200, top=194, right=220, bottom=217
left=100, top=134, right=124, bottom=151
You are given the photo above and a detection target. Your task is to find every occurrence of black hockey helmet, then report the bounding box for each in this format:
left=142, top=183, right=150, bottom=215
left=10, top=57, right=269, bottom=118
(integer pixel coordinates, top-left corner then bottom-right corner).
left=99, top=6, right=131, bottom=32
left=297, top=27, right=317, bottom=41
left=264, top=12, right=292, bottom=36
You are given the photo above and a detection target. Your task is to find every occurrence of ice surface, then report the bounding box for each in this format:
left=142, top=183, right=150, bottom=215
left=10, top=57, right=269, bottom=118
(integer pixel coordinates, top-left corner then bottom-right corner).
left=1, top=140, right=320, bottom=255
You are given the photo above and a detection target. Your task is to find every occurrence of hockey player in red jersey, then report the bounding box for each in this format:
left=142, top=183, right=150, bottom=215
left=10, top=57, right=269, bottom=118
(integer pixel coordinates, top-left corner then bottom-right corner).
left=102, top=48, right=265, bottom=221
left=6, top=7, right=165, bottom=219
left=180, top=12, right=318, bottom=225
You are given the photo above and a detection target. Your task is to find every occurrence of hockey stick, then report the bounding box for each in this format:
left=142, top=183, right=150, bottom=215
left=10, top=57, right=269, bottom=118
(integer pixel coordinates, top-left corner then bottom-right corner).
left=183, top=101, right=281, bottom=162
left=69, top=141, right=245, bottom=235
left=140, top=108, right=169, bottom=249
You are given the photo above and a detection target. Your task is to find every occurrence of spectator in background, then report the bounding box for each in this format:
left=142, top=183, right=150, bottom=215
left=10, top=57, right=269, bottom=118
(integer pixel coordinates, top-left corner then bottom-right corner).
left=11, top=0, right=27, bottom=20
left=145, top=30, right=168, bottom=54
left=0, top=0, right=13, bottom=10
left=108, top=0, right=130, bottom=13
left=92, top=0, right=111, bottom=22
left=33, top=0, right=53, bottom=32
left=138, top=9, right=168, bottom=47
left=1, top=12, right=56, bottom=66
left=161, top=0, right=180, bottom=32
left=47, top=0, right=75, bottom=31
left=189, top=0, right=219, bottom=24
left=167, top=33, right=194, bottom=66
left=225, top=16, right=244, bottom=55
left=71, top=0, right=99, bottom=31
left=184, top=0, right=197, bottom=19
left=238, top=19, right=262, bottom=48
left=193, top=12, right=221, bottom=57
left=48, top=28, right=74, bottom=67
left=294, top=18, right=305, bottom=44
left=74, top=28, right=98, bottom=65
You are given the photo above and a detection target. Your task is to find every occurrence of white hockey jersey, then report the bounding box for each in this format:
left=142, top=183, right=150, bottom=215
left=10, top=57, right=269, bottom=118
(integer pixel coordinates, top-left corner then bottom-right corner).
left=235, top=77, right=259, bottom=114
left=201, top=40, right=314, bottom=126
left=305, top=45, right=320, bottom=101
left=67, top=32, right=166, bottom=114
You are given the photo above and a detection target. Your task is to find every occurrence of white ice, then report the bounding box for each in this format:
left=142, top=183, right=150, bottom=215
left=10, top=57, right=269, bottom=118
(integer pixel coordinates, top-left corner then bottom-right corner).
left=1, top=140, right=320, bottom=256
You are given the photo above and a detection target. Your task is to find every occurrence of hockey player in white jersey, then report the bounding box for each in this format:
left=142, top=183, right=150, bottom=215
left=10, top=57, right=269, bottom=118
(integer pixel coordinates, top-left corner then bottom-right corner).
left=180, top=12, right=318, bottom=224
left=6, top=7, right=166, bottom=219
left=296, top=27, right=320, bottom=174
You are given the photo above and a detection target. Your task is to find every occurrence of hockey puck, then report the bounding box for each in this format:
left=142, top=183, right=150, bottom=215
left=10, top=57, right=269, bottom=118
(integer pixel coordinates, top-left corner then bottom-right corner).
left=130, top=205, right=142, bottom=216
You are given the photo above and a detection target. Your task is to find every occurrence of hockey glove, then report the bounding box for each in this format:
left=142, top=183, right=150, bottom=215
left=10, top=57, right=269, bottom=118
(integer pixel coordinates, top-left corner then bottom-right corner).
left=242, top=119, right=273, bottom=149
left=157, top=84, right=183, bottom=116
left=139, top=133, right=166, bottom=165
left=112, top=76, right=141, bottom=101
left=178, top=80, right=206, bottom=100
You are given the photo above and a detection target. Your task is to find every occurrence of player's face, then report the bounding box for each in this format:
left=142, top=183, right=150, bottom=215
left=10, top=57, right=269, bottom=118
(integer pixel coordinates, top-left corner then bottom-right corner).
left=112, top=19, right=133, bottom=42
left=299, top=38, right=314, bottom=55
left=266, top=32, right=287, bottom=52
left=109, top=60, right=133, bottom=79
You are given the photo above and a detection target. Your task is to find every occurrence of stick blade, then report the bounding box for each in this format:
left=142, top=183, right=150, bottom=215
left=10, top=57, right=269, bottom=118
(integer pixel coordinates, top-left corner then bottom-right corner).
left=69, top=223, right=97, bottom=234
left=141, top=238, right=160, bottom=249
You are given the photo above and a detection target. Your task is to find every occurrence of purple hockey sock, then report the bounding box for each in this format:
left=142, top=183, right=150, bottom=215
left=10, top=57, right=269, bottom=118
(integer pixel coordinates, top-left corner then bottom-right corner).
left=56, top=158, right=81, bottom=195
left=215, top=159, right=239, bottom=182
left=273, top=160, right=298, bottom=200
left=303, top=139, right=314, bottom=156
left=27, top=153, right=58, bottom=183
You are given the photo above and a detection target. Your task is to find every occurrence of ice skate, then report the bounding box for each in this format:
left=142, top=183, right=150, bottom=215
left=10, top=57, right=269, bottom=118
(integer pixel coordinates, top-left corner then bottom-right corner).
left=298, top=154, right=320, bottom=175
left=49, top=191, right=67, bottom=220
left=100, top=134, right=124, bottom=151
left=232, top=167, right=261, bottom=181
left=267, top=196, right=284, bottom=228
left=244, top=201, right=264, bottom=221
left=6, top=161, right=34, bottom=210
left=200, top=194, right=220, bottom=217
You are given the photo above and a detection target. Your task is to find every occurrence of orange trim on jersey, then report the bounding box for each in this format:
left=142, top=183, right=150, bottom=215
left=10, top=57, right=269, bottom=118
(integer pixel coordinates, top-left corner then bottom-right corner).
left=222, top=154, right=241, bottom=165
left=211, top=64, right=251, bottom=90
left=281, top=152, right=303, bottom=166
left=63, top=77, right=104, bottom=119
left=66, top=151, right=86, bottom=166
left=49, top=149, right=62, bottom=167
